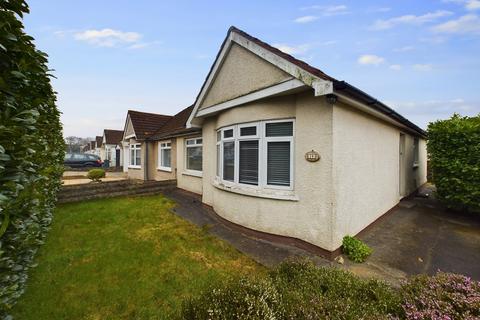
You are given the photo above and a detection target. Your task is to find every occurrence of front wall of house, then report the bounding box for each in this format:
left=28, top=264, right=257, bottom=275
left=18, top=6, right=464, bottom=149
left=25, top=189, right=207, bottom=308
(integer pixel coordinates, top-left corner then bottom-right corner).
left=127, top=138, right=144, bottom=180
left=201, top=91, right=337, bottom=250
left=331, top=102, right=427, bottom=248
left=148, top=139, right=177, bottom=181
left=176, top=136, right=203, bottom=195
left=199, top=43, right=292, bottom=110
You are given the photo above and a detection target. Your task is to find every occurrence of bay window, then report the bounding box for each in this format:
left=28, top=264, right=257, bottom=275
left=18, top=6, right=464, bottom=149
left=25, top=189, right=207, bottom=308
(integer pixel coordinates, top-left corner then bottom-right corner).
left=185, top=138, right=202, bottom=173
left=129, top=144, right=141, bottom=167
left=158, top=141, right=171, bottom=171
left=216, top=119, right=294, bottom=190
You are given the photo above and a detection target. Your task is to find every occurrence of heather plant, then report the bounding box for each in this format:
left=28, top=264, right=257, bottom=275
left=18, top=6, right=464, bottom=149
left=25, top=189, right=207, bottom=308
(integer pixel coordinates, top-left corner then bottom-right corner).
left=401, top=272, right=480, bottom=320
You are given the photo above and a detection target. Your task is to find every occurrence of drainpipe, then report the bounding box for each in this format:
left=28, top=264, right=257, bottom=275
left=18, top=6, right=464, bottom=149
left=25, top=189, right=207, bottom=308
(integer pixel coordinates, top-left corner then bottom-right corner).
left=144, top=140, right=149, bottom=181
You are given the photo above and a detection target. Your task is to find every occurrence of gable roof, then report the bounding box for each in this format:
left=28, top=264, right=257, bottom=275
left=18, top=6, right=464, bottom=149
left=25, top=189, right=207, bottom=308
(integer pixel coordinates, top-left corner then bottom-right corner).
left=103, top=129, right=124, bottom=145
left=188, top=26, right=426, bottom=137
left=95, top=136, right=102, bottom=147
left=150, top=105, right=200, bottom=140
left=126, top=110, right=172, bottom=140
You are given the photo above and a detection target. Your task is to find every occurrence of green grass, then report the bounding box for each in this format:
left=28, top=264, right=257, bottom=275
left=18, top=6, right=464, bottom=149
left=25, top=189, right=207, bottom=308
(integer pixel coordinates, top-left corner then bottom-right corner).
left=12, top=195, right=263, bottom=320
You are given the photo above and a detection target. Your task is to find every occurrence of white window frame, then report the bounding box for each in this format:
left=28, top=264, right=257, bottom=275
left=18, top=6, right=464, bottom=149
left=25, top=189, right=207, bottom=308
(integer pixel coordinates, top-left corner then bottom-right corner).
left=185, top=137, right=203, bottom=176
left=216, top=119, right=295, bottom=191
left=129, top=143, right=141, bottom=168
left=157, top=141, right=172, bottom=172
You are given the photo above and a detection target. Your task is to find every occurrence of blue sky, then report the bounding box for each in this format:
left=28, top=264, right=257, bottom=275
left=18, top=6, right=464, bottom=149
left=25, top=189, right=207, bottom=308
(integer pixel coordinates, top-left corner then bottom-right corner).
left=23, top=0, right=480, bottom=137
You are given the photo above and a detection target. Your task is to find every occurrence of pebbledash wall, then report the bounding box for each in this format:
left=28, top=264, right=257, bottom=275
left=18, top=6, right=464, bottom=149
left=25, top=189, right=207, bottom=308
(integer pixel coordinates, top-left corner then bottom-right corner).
left=198, top=91, right=427, bottom=252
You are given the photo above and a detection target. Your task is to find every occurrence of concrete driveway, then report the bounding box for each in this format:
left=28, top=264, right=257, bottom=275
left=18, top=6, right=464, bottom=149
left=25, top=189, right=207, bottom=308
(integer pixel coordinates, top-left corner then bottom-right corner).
left=356, top=187, right=480, bottom=281
left=163, top=187, right=480, bottom=284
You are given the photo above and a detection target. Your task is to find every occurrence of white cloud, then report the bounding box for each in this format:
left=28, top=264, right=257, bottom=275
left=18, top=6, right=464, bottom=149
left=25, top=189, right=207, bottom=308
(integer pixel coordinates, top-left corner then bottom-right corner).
left=393, top=46, right=415, bottom=52
left=74, top=28, right=142, bottom=47
left=443, top=0, right=480, bottom=10
left=370, top=10, right=453, bottom=30
left=300, top=4, right=350, bottom=16
left=294, top=15, right=318, bottom=23
left=358, top=54, right=385, bottom=65
left=432, top=14, right=480, bottom=34
left=389, top=64, right=402, bottom=70
left=387, top=98, right=476, bottom=115
left=273, top=43, right=310, bottom=55
left=413, top=64, right=433, bottom=71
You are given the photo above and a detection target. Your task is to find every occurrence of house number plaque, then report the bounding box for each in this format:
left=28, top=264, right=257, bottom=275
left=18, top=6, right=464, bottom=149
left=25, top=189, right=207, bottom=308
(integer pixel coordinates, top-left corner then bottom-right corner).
left=305, top=150, right=320, bottom=162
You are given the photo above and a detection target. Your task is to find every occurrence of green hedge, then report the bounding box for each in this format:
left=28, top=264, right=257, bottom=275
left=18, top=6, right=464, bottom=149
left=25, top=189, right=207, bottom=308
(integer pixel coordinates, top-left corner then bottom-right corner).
left=427, top=114, right=480, bottom=212
left=0, top=0, right=64, bottom=317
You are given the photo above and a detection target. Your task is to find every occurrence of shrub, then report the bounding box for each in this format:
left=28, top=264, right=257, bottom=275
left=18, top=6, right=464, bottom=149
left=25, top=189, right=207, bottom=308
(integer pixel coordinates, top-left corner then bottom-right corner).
left=0, top=0, right=64, bottom=317
left=427, top=114, right=480, bottom=213
left=181, top=259, right=401, bottom=320
left=342, top=235, right=373, bottom=262
left=401, top=272, right=480, bottom=320
left=87, top=168, right=105, bottom=182
left=181, top=277, right=282, bottom=320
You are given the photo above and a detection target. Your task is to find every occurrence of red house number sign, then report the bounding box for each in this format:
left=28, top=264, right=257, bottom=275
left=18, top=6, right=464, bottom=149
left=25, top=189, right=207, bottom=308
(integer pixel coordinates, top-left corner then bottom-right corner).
left=305, top=150, right=320, bottom=162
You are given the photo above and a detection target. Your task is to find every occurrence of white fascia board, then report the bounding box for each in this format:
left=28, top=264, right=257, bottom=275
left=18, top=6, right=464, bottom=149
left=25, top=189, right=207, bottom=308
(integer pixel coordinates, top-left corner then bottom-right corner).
left=196, top=79, right=306, bottom=118
left=187, top=31, right=334, bottom=128
left=231, top=33, right=333, bottom=96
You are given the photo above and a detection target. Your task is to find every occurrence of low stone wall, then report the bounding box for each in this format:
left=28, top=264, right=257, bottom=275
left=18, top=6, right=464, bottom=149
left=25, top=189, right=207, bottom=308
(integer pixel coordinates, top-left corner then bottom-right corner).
left=58, top=179, right=176, bottom=203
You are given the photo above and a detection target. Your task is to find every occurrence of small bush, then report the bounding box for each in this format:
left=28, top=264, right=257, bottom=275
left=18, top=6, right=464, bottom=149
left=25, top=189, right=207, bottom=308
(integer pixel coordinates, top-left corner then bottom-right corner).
left=87, top=169, right=105, bottom=182
left=401, top=272, right=480, bottom=320
left=181, top=259, right=401, bottom=320
left=181, top=277, right=282, bottom=320
left=342, top=235, right=373, bottom=262
left=427, top=114, right=480, bottom=213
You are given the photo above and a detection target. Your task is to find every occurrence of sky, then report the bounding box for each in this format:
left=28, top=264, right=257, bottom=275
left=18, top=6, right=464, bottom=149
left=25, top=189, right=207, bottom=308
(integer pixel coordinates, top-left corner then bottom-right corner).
left=23, top=0, right=480, bottom=137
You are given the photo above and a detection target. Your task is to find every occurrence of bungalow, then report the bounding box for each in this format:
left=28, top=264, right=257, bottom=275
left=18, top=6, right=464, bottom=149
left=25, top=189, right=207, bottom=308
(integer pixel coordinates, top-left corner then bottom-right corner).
left=121, top=108, right=201, bottom=187
left=181, top=26, right=427, bottom=257
left=101, top=129, right=124, bottom=167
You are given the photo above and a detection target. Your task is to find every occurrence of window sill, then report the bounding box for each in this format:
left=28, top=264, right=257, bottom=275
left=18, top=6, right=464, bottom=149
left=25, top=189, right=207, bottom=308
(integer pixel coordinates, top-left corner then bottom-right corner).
left=128, top=165, right=141, bottom=169
left=182, top=170, right=203, bottom=178
left=212, top=179, right=299, bottom=201
left=157, top=167, right=172, bottom=172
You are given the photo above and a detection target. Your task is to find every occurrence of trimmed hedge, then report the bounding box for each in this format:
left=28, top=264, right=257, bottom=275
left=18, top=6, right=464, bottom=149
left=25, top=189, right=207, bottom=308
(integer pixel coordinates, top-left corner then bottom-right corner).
left=0, top=0, right=64, bottom=318
left=427, top=114, right=480, bottom=212
left=87, top=168, right=105, bottom=182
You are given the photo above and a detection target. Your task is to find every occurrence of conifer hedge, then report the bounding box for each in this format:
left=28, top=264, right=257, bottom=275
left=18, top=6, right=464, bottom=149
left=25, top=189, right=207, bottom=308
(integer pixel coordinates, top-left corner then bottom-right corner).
left=427, top=114, right=480, bottom=213
left=0, top=0, right=64, bottom=317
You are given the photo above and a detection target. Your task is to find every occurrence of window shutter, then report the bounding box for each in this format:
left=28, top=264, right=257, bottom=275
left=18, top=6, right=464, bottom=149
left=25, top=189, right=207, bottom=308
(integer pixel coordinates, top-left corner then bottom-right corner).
left=267, top=141, right=290, bottom=186
left=223, top=141, right=235, bottom=181
left=239, top=140, right=259, bottom=185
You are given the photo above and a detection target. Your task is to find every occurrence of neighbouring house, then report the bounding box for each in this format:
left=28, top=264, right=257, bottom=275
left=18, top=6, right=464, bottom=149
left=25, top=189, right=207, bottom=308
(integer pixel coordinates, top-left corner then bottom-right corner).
left=101, top=129, right=124, bottom=167
left=94, top=136, right=102, bottom=157
left=121, top=107, right=201, bottom=188
left=181, top=26, right=428, bottom=257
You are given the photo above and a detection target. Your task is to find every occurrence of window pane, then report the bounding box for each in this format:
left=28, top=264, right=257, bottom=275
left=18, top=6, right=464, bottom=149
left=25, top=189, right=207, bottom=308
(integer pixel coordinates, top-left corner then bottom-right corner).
left=186, top=139, right=195, bottom=145
left=187, top=146, right=202, bottom=171
left=217, top=131, right=221, bottom=142
left=130, top=149, right=135, bottom=165
left=267, top=141, right=290, bottom=186
left=240, top=126, right=256, bottom=136
left=161, top=149, right=171, bottom=168
left=136, top=149, right=141, bottom=166
left=266, top=122, right=293, bottom=137
left=224, top=129, right=233, bottom=139
left=239, top=140, right=258, bottom=185
left=216, top=144, right=220, bottom=177
left=223, top=141, right=235, bottom=181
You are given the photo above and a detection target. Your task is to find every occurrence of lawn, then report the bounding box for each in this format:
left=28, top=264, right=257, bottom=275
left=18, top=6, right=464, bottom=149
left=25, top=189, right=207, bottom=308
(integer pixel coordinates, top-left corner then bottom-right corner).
left=12, top=195, right=263, bottom=320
